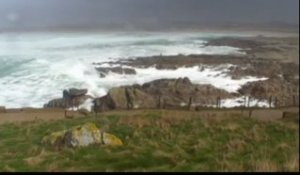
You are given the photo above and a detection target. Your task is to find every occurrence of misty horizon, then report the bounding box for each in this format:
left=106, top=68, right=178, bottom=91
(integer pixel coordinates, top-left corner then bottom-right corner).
left=0, top=0, right=299, bottom=32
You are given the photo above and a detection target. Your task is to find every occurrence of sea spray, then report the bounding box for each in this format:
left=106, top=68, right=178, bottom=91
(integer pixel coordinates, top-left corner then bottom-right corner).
left=0, top=32, right=257, bottom=108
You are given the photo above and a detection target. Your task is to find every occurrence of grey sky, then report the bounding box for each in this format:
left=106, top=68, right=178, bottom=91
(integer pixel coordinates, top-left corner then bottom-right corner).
left=0, top=0, right=299, bottom=31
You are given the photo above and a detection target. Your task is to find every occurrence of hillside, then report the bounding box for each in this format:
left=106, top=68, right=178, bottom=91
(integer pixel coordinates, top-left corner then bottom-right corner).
left=0, top=109, right=298, bottom=172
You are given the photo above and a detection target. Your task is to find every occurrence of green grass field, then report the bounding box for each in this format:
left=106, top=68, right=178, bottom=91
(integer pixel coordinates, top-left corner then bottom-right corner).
left=0, top=110, right=299, bottom=172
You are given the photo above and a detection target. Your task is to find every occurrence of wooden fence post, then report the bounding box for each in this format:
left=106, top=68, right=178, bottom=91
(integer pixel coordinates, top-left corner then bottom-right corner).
left=269, top=96, right=273, bottom=108
left=93, top=100, right=98, bottom=117
left=158, top=95, right=163, bottom=109
left=188, top=96, right=193, bottom=111
left=64, top=98, right=67, bottom=118
left=274, top=97, right=278, bottom=108
left=293, top=95, right=296, bottom=106
left=125, top=88, right=133, bottom=110
left=282, top=112, right=286, bottom=119
left=249, top=110, right=253, bottom=118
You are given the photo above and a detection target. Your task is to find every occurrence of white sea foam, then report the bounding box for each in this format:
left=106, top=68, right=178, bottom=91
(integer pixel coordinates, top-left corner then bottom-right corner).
left=78, top=98, right=94, bottom=112
left=0, top=32, right=263, bottom=108
left=220, top=96, right=272, bottom=108
left=133, top=66, right=268, bottom=93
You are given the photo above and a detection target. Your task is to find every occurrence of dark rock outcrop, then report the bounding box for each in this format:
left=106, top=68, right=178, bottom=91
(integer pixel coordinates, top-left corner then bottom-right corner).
left=95, top=67, right=136, bottom=77
left=44, top=98, right=65, bottom=108
left=205, top=37, right=264, bottom=49
left=93, top=86, right=157, bottom=111
left=110, top=55, right=249, bottom=70
left=68, top=88, right=88, bottom=97
left=228, top=61, right=299, bottom=81
left=44, top=88, right=92, bottom=109
left=94, top=77, right=234, bottom=112
left=238, top=78, right=299, bottom=107
left=142, top=77, right=234, bottom=109
left=93, top=95, right=116, bottom=112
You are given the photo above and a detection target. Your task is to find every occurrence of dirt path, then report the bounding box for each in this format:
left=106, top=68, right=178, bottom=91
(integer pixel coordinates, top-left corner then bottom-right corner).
left=101, top=107, right=299, bottom=121
left=0, top=108, right=84, bottom=124
left=0, top=107, right=298, bottom=125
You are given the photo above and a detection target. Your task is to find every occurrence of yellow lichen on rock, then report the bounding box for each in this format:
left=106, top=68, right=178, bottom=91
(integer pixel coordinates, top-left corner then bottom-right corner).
left=102, top=133, right=123, bottom=146
left=71, top=122, right=100, bottom=131
left=65, top=122, right=102, bottom=147
left=41, top=130, right=66, bottom=145
left=42, top=122, right=123, bottom=148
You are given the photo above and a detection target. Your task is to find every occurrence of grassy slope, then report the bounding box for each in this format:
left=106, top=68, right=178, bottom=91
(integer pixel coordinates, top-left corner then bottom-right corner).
left=0, top=110, right=299, bottom=172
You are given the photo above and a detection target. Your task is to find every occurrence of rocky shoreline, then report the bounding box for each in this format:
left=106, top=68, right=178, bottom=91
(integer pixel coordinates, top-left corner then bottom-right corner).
left=2, top=36, right=299, bottom=112
left=43, top=75, right=299, bottom=112
left=84, top=38, right=300, bottom=112
left=92, top=36, right=299, bottom=79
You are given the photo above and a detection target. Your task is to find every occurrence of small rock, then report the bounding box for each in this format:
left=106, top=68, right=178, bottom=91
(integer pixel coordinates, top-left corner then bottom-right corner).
left=96, top=67, right=137, bottom=77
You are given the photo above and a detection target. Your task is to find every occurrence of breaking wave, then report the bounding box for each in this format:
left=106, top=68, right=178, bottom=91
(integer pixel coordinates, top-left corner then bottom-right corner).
left=0, top=32, right=261, bottom=108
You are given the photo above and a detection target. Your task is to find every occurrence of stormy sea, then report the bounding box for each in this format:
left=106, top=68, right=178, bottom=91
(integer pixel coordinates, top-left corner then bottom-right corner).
left=0, top=32, right=267, bottom=109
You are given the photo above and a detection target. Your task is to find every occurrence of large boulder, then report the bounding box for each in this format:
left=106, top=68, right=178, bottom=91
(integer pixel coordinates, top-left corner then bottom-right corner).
left=108, top=87, right=157, bottom=109
left=142, top=77, right=233, bottom=108
left=107, top=87, right=128, bottom=109
left=44, top=88, right=92, bottom=109
left=42, top=123, right=123, bottom=148
left=68, top=88, right=88, bottom=97
left=94, top=77, right=234, bottom=111
left=94, top=95, right=116, bottom=112
left=94, top=86, right=157, bottom=112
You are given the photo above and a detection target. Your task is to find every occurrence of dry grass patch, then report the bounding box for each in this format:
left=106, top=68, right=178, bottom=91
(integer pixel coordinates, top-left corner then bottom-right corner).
left=284, top=155, right=300, bottom=172
left=24, top=149, right=48, bottom=166
left=226, top=139, right=247, bottom=151
left=223, top=122, right=240, bottom=131
left=253, top=160, right=279, bottom=172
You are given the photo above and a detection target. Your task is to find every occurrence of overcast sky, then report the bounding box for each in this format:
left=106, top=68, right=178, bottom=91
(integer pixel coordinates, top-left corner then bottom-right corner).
left=0, top=0, right=299, bottom=30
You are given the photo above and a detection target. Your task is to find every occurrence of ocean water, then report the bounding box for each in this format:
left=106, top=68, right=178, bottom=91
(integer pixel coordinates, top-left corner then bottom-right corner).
left=0, top=32, right=266, bottom=108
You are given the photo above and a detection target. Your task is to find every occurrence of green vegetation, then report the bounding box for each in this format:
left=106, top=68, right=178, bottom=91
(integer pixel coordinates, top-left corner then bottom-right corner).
left=0, top=110, right=299, bottom=172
